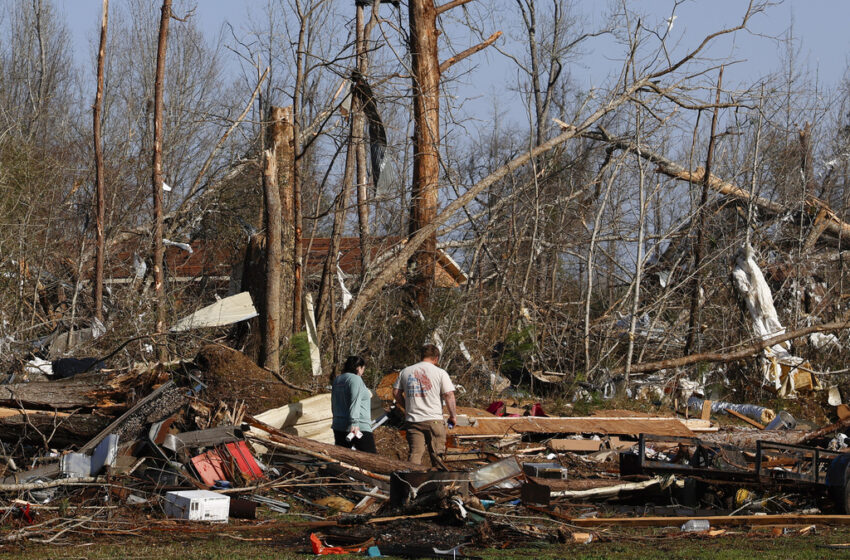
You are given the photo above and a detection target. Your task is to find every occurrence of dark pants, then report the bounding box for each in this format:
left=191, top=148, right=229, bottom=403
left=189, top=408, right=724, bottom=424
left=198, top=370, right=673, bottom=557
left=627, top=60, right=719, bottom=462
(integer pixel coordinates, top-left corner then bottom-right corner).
left=333, top=429, right=377, bottom=454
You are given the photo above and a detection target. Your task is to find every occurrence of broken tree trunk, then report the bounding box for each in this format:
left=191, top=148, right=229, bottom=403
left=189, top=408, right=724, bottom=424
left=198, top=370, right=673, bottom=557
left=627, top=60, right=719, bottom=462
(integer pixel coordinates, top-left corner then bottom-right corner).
left=151, top=0, right=171, bottom=355
left=246, top=415, right=426, bottom=475
left=0, top=408, right=111, bottom=445
left=0, top=369, right=166, bottom=412
left=262, top=145, right=281, bottom=374
left=92, top=0, right=108, bottom=322
left=354, top=2, right=372, bottom=278
left=269, top=106, right=295, bottom=344
left=408, top=0, right=441, bottom=308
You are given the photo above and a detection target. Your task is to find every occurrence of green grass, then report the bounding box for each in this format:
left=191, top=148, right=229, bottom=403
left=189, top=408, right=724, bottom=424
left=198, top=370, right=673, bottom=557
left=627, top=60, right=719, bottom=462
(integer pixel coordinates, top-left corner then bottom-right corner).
left=3, top=529, right=850, bottom=559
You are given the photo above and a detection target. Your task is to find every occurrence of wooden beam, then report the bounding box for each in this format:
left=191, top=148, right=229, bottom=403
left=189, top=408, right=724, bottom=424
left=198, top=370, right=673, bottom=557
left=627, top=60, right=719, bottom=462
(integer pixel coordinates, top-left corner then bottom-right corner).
left=725, top=408, right=765, bottom=429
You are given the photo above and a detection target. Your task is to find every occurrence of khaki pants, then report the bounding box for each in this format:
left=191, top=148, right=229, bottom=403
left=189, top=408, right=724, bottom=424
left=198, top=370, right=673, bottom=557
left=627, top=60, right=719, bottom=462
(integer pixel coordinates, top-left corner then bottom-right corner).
left=405, top=420, right=446, bottom=465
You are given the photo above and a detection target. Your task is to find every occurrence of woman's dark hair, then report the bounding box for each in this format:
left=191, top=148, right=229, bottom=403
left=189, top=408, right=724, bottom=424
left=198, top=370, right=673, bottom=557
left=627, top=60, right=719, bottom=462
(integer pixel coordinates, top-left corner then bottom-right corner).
left=342, top=355, right=366, bottom=374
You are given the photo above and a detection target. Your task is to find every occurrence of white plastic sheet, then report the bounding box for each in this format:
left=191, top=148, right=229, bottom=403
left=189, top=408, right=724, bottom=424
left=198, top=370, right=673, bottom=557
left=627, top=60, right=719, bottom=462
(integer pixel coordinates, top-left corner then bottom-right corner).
left=731, top=245, right=813, bottom=396
left=170, top=292, right=257, bottom=332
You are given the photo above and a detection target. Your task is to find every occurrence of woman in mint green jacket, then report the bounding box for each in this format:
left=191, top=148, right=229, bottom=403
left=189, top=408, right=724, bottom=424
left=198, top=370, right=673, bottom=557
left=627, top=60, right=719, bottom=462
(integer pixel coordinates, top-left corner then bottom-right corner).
left=331, top=355, right=376, bottom=453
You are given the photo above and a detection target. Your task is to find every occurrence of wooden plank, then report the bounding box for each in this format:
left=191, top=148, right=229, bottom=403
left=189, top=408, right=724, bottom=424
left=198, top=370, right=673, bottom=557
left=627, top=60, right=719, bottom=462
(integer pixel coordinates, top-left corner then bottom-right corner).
left=701, top=400, right=712, bottom=421
left=547, top=439, right=603, bottom=452
left=449, top=417, right=695, bottom=438
left=567, top=514, right=850, bottom=527
left=726, top=408, right=765, bottom=429
left=609, top=437, right=638, bottom=450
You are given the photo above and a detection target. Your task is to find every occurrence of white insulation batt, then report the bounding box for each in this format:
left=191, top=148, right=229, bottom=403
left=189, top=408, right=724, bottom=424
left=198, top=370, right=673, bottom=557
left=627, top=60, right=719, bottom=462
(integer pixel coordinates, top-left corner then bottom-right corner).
left=170, top=292, right=257, bottom=332
left=250, top=393, right=384, bottom=447
left=731, top=245, right=817, bottom=397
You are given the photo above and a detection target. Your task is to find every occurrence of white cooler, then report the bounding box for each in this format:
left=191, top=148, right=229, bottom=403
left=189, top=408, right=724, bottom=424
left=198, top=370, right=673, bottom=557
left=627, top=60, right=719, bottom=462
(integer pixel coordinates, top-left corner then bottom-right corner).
left=164, top=490, right=230, bottom=522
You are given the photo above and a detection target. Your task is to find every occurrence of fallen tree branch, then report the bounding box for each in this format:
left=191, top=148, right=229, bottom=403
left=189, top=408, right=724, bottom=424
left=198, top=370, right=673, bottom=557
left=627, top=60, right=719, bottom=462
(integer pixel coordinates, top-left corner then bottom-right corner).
left=796, top=417, right=850, bottom=445
left=0, top=476, right=104, bottom=492
left=246, top=432, right=392, bottom=483
left=245, top=414, right=426, bottom=476
left=581, top=127, right=850, bottom=243
left=611, top=319, right=850, bottom=375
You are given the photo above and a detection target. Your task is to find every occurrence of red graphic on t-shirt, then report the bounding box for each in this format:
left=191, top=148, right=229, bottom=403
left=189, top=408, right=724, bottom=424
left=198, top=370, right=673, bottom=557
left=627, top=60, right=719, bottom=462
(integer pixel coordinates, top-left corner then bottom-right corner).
left=407, top=369, right=432, bottom=397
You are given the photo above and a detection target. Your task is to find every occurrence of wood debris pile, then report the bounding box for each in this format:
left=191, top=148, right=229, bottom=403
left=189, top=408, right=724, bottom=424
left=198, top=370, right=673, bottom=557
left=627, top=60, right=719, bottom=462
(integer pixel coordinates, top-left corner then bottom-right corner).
left=1, top=353, right=850, bottom=555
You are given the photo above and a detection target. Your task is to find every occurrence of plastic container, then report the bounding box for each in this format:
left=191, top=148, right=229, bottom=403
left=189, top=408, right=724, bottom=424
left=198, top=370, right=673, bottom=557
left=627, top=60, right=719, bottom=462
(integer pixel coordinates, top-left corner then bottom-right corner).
left=681, top=519, right=710, bottom=532
left=765, top=411, right=796, bottom=431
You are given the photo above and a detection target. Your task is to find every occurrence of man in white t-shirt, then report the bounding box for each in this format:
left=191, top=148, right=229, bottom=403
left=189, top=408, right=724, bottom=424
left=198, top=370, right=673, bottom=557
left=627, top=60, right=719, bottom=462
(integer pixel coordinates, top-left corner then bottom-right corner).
left=393, top=344, right=457, bottom=466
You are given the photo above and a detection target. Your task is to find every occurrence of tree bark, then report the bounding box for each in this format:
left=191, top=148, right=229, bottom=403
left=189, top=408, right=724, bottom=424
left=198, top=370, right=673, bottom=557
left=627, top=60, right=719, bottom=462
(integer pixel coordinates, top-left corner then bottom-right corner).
left=269, top=106, right=295, bottom=344
left=408, top=0, right=441, bottom=308
left=262, top=147, right=281, bottom=374
left=355, top=3, right=371, bottom=278
left=0, top=408, right=111, bottom=445
left=151, top=0, right=171, bottom=357
left=0, top=370, right=164, bottom=412
left=92, top=0, right=108, bottom=323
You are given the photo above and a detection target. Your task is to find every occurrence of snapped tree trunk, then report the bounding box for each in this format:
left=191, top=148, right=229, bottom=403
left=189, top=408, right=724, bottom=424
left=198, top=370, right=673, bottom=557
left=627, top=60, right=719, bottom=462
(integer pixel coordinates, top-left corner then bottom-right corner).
left=408, top=0, right=441, bottom=308
left=269, top=106, right=295, bottom=344
left=151, top=0, right=171, bottom=356
left=262, top=147, right=281, bottom=374
left=92, top=0, right=108, bottom=322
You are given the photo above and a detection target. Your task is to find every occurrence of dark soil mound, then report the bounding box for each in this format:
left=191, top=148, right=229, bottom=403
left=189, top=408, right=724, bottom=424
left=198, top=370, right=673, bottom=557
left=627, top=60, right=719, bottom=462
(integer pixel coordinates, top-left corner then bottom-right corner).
left=194, top=344, right=294, bottom=413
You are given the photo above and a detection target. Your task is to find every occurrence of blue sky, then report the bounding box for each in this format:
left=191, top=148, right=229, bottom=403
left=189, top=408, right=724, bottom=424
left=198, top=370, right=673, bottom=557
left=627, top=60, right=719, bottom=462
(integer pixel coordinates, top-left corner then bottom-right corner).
left=58, top=0, right=850, bottom=130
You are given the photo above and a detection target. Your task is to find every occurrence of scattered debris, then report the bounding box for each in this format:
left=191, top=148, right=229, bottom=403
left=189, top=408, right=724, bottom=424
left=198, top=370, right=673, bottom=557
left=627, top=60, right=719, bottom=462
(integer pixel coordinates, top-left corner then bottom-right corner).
left=0, top=345, right=848, bottom=554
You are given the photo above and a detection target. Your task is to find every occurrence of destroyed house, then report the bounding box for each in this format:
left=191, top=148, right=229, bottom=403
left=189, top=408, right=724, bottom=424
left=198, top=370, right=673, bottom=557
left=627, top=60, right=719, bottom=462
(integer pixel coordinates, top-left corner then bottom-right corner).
left=107, top=237, right=467, bottom=291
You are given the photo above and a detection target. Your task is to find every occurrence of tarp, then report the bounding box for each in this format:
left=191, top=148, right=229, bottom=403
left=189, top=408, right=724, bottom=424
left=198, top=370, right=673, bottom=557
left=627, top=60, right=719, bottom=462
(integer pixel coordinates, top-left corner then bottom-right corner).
left=170, top=292, right=257, bottom=332
left=303, top=293, right=322, bottom=377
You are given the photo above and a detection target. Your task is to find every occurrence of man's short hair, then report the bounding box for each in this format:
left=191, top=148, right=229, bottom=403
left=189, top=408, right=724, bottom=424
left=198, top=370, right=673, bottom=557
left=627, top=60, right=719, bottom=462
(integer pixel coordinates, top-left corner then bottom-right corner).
left=421, top=344, right=440, bottom=360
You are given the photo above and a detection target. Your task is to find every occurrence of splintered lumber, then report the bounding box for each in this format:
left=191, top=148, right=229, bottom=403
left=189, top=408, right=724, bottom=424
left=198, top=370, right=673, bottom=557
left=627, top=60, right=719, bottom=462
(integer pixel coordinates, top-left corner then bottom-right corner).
left=246, top=415, right=426, bottom=475
left=449, top=416, right=696, bottom=438
left=0, top=368, right=164, bottom=412
left=0, top=476, right=105, bottom=492
left=567, top=514, right=850, bottom=527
